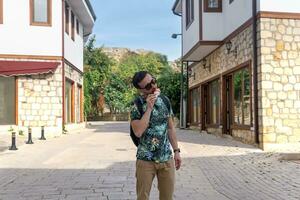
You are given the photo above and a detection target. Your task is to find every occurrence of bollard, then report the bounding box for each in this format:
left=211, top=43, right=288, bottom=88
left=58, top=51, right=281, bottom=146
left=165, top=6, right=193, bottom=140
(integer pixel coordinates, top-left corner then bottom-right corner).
left=39, top=126, right=46, bottom=140
left=9, top=132, right=18, bottom=150
left=26, top=127, right=34, bottom=144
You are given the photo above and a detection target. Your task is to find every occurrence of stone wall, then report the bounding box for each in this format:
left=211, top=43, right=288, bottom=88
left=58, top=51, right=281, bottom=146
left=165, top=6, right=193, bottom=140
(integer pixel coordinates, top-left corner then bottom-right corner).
left=189, top=25, right=255, bottom=144
left=258, top=18, right=300, bottom=150
left=17, top=61, right=63, bottom=137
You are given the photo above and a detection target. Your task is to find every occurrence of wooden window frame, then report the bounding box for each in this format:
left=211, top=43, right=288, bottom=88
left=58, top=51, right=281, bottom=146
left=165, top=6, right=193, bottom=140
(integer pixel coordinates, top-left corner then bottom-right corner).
left=30, top=0, right=52, bottom=26
left=206, top=79, right=220, bottom=126
left=185, top=0, right=194, bottom=29
left=189, top=87, right=201, bottom=126
left=71, top=11, right=75, bottom=41
left=204, top=0, right=222, bottom=13
left=77, top=84, right=83, bottom=123
left=65, top=2, right=70, bottom=34
left=0, top=0, right=3, bottom=24
left=76, top=19, right=80, bottom=35
left=65, top=78, right=75, bottom=124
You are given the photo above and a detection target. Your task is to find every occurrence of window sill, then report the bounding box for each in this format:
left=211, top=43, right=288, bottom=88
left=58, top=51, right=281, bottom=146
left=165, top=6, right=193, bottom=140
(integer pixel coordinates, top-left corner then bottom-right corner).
left=30, top=22, right=52, bottom=27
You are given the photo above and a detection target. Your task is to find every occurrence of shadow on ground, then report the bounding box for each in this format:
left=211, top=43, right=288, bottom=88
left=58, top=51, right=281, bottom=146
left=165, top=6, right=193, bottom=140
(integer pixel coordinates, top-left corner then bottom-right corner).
left=86, top=121, right=257, bottom=150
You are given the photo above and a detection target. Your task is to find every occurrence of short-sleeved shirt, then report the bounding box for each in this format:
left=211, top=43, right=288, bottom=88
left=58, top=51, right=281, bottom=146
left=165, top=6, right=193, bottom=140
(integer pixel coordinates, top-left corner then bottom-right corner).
left=130, top=95, right=173, bottom=163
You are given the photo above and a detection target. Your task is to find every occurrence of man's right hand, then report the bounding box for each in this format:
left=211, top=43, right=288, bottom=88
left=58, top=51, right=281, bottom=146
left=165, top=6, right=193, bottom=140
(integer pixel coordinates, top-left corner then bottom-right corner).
left=146, top=94, right=157, bottom=111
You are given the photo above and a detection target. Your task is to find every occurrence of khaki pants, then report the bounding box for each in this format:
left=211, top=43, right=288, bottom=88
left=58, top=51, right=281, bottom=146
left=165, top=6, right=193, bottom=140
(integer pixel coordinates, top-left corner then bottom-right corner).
left=136, top=159, right=175, bottom=200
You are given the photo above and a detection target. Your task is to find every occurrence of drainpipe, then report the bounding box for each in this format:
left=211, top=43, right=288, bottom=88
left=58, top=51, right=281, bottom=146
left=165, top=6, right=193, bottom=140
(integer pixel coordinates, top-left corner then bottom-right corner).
left=180, top=61, right=184, bottom=128
left=186, top=61, right=189, bottom=128
left=252, top=0, right=259, bottom=144
left=62, top=0, right=65, bottom=128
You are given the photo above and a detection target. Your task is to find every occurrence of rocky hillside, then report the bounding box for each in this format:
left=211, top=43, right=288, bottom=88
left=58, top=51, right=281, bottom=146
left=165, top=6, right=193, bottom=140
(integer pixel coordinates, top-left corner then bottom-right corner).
left=102, top=47, right=180, bottom=72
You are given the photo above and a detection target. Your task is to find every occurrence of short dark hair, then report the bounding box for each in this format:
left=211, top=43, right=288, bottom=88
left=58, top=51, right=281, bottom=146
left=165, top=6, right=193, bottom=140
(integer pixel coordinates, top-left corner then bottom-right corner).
left=132, top=71, right=149, bottom=89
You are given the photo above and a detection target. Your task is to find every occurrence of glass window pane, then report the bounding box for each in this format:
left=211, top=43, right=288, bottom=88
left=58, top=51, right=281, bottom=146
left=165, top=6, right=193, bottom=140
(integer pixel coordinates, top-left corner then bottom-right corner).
left=243, top=69, right=251, bottom=125
left=34, top=0, right=48, bottom=23
left=209, top=80, right=219, bottom=124
left=0, top=77, right=16, bottom=125
left=208, top=0, right=218, bottom=8
left=234, top=71, right=242, bottom=124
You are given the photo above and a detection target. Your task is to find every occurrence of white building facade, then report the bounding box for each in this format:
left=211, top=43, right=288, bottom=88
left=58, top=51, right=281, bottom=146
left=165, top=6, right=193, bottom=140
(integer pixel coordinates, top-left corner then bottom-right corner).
left=0, top=0, right=96, bottom=137
left=173, top=0, right=300, bottom=150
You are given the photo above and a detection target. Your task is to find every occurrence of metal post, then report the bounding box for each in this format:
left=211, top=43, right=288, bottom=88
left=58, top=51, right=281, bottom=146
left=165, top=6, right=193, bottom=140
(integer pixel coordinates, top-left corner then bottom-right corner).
left=26, top=127, right=34, bottom=144
left=180, top=61, right=184, bottom=128
left=39, top=126, right=46, bottom=140
left=9, top=132, right=18, bottom=150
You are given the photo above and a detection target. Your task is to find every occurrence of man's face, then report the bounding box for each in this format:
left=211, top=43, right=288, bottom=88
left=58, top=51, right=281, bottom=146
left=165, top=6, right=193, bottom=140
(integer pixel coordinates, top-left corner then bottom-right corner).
left=137, top=74, right=157, bottom=96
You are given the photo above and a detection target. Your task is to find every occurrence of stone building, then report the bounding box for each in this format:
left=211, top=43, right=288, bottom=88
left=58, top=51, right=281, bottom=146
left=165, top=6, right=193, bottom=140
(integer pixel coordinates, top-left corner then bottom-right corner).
left=0, top=0, right=96, bottom=137
left=173, top=0, right=300, bottom=150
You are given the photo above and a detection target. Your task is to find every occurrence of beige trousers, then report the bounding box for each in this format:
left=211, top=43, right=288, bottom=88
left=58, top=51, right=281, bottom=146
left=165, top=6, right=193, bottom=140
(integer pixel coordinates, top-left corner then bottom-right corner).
left=136, top=159, right=175, bottom=200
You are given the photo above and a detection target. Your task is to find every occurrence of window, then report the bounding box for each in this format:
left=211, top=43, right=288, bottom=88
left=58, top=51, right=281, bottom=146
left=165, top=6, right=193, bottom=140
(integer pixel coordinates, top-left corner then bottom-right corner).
left=186, top=0, right=194, bottom=29
left=76, top=19, right=79, bottom=35
left=71, top=11, right=75, bottom=41
left=204, top=0, right=222, bottom=12
left=0, top=0, right=3, bottom=24
left=30, top=0, right=52, bottom=26
left=0, top=77, right=16, bottom=125
left=65, top=3, right=69, bottom=34
left=233, top=68, right=251, bottom=125
left=65, top=79, right=74, bottom=124
left=208, top=79, right=220, bottom=124
left=190, top=87, right=200, bottom=125
left=76, top=85, right=83, bottom=123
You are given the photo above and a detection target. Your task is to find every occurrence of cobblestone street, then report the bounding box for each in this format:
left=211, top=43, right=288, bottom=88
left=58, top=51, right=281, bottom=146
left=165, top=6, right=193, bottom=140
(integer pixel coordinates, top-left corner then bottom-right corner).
left=0, top=122, right=299, bottom=200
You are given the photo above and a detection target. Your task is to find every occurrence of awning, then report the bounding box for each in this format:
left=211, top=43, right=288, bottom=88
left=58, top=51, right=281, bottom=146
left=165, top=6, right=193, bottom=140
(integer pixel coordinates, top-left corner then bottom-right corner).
left=0, top=61, right=60, bottom=77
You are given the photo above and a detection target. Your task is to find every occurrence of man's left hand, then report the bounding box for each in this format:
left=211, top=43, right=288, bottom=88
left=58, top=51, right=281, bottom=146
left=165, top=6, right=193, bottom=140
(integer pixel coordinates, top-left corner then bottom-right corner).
left=174, top=152, right=182, bottom=170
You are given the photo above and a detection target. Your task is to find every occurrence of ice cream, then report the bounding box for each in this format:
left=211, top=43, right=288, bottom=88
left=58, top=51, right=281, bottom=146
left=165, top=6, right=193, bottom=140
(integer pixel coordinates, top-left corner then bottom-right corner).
left=153, top=88, right=160, bottom=98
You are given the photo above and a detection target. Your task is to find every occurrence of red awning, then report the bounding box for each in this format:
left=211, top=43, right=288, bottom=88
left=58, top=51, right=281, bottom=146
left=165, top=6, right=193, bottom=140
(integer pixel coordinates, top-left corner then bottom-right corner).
left=0, top=60, right=60, bottom=77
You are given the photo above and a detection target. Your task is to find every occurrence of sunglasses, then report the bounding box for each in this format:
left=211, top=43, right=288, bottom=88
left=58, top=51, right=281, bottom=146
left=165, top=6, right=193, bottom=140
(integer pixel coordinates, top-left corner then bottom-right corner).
left=139, top=78, right=156, bottom=90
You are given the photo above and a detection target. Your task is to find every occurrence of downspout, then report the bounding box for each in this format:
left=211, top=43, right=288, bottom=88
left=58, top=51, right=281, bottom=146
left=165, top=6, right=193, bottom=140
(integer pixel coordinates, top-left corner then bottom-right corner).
left=180, top=61, right=184, bottom=128
left=252, top=0, right=259, bottom=144
left=186, top=61, right=189, bottom=128
left=62, top=0, right=65, bottom=128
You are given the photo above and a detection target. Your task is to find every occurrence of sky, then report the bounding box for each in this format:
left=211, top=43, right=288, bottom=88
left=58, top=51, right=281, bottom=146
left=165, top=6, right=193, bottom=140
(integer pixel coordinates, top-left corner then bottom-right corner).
left=90, top=0, right=181, bottom=61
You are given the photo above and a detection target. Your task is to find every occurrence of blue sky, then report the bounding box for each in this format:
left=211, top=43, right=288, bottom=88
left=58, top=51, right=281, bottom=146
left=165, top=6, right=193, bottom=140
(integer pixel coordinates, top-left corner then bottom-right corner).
left=90, top=0, right=181, bottom=61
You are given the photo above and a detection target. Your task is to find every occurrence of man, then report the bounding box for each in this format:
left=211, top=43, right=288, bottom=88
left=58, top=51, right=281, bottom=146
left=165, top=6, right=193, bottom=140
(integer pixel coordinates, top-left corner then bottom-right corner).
left=130, top=71, right=182, bottom=200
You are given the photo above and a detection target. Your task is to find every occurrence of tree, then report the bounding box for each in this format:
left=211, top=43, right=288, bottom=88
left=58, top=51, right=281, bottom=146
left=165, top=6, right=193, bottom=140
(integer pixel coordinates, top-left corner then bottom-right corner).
left=84, top=35, right=113, bottom=117
left=157, top=65, right=182, bottom=118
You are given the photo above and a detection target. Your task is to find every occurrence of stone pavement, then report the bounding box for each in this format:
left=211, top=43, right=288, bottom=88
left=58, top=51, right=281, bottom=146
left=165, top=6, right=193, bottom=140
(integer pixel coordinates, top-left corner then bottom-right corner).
left=0, top=121, right=300, bottom=200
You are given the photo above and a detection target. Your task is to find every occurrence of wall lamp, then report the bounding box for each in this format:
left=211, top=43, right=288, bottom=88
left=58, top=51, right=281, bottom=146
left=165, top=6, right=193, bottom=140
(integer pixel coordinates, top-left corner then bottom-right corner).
left=188, top=68, right=195, bottom=80
left=171, top=33, right=182, bottom=39
left=225, top=40, right=238, bottom=58
left=202, top=58, right=211, bottom=72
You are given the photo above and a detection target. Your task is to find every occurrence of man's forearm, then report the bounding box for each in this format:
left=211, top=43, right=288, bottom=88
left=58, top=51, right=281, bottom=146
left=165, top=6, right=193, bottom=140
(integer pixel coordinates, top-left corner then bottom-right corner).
left=131, top=109, right=151, bottom=137
left=168, top=127, right=179, bottom=150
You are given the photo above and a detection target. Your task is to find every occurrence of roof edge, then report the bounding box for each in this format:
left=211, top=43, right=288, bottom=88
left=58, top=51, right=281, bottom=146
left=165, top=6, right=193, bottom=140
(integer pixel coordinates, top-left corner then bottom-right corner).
left=85, top=0, right=97, bottom=21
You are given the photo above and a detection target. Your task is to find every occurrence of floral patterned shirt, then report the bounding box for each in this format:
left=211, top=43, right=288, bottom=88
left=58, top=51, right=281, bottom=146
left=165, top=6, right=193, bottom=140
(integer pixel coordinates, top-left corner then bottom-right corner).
left=130, top=95, right=173, bottom=163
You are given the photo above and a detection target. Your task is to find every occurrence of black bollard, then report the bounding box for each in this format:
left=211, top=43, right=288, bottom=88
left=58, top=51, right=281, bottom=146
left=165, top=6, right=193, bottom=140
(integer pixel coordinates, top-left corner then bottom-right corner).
left=9, top=132, right=18, bottom=150
left=26, top=127, right=34, bottom=144
left=39, top=126, right=46, bottom=140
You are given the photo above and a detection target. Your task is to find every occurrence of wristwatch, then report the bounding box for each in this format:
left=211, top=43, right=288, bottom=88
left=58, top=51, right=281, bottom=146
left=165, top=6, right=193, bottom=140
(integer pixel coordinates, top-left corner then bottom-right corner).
left=173, top=148, right=181, bottom=153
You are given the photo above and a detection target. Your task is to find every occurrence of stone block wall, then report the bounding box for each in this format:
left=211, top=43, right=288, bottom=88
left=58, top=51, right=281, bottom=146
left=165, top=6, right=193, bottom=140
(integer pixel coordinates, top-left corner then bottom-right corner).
left=17, top=61, right=63, bottom=137
left=258, top=18, right=300, bottom=149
